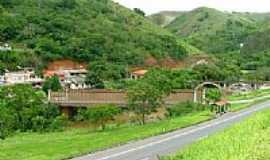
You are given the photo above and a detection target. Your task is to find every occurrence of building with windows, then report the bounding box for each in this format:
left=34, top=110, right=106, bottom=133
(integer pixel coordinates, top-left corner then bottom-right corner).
left=43, top=60, right=89, bottom=89
left=4, top=68, right=43, bottom=86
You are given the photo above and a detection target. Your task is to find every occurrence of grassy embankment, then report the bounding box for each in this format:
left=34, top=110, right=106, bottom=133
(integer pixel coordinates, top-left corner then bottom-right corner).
left=0, top=111, right=213, bottom=160
left=229, top=88, right=270, bottom=111
left=228, top=88, right=270, bottom=101
left=163, top=108, right=270, bottom=160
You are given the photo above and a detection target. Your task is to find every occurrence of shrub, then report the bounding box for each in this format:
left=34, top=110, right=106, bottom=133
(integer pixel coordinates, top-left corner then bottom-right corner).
left=206, top=88, right=222, bottom=102
left=167, top=102, right=208, bottom=117
left=76, top=105, right=121, bottom=130
left=0, top=85, right=66, bottom=139
left=0, top=105, right=15, bottom=139
left=42, top=75, right=62, bottom=94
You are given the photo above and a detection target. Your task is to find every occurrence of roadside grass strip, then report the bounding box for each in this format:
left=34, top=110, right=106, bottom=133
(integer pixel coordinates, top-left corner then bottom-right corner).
left=228, top=88, right=270, bottom=101
left=163, top=108, right=270, bottom=160
left=0, top=111, right=212, bottom=160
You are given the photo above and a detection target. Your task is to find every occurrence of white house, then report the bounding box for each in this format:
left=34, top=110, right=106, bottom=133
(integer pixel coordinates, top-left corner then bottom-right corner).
left=64, top=73, right=90, bottom=89
left=0, top=43, right=12, bottom=52
left=4, top=68, right=43, bottom=85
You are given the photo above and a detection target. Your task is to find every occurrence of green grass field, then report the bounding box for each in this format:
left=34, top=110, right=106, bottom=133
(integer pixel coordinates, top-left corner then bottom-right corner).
left=163, top=108, right=270, bottom=160
left=0, top=111, right=213, bottom=160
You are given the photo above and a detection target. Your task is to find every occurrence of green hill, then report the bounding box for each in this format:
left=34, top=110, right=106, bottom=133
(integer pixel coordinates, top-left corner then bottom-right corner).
left=148, top=11, right=185, bottom=27
left=0, top=0, right=190, bottom=71
left=149, top=7, right=270, bottom=55
left=164, top=7, right=262, bottom=54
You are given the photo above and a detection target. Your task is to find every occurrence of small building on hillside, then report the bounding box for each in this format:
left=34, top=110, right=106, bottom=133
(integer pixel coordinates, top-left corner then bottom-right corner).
left=65, top=74, right=90, bottom=89
left=0, top=43, right=12, bottom=52
left=4, top=68, right=43, bottom=86
left=130, top=69, right=148, bottom=80
left=43, top=60, right=89, bottom=89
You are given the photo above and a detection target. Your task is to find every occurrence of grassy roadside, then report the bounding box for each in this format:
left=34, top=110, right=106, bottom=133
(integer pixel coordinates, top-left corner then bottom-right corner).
left=229, top=88, right=270, bottom=112
left=230, top=98, right=270, bottom=112
left=162, top=108, right=270, bottom=160
left=228, top=88, right=270, bottom=101
left=0, top=111, right=213, bottom=160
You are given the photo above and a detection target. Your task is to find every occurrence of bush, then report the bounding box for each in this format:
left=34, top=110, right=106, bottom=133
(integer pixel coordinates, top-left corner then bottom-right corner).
left=0, top=105, right=15, bottom=139
left=0, top=85, right=66, bottom=139
left=42, top=75, right=62, bottom=94
left=167, top=102, right=208, bottom=117
left=206, top=88, right=222, bottom=102
left=75, top=105, right=121, bottom=130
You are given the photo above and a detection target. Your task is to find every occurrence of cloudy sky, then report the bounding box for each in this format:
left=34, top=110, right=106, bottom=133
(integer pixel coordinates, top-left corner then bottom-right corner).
left=113, top=0, right=270, bottom=15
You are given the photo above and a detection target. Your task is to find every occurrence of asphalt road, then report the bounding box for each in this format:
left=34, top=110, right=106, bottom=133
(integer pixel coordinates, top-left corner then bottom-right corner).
left=73, top=100, right=270, bottom=160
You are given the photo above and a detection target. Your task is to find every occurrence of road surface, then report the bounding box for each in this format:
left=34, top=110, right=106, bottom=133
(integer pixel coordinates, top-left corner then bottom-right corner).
left=73, top=100, right=270, bottom=160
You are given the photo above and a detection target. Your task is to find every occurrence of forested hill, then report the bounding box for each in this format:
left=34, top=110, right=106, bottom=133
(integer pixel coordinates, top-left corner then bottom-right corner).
left=148, top=11, right=185, bottom=27
left=150, top=7, right=270, bottom=54
left=0, top=0, right=190, bottom=69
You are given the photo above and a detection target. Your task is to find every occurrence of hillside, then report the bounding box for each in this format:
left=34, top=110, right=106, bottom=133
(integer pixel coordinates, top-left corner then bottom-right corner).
left=164, top=7, right=263, bottom=54
left=148, top=11, right=185, bottom=27
left=0, top=0, right=190, bottom=71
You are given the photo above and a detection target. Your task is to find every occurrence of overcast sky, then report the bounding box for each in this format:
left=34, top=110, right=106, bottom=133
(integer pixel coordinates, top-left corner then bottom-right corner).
left=113, top=0, right=270, bottom=15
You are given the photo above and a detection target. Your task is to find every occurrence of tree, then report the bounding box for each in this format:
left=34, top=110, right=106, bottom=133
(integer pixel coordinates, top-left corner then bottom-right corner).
left=134, top=8, right=145, bottom=17
left=86, top=61, right=126, bottom=89
left=77, top=105, right=121, bottom=130
left=127, top=69, right=173, bottom=124
left=0, top=84, right=64, bottom=139
left=193, top=64, right=223, bottom=81
left=42, top=75, right=62, bottom=94
left=206, top=88, right=222, bottom=103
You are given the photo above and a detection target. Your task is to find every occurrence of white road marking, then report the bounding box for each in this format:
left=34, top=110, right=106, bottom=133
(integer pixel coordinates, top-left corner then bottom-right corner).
left=91, top=103, right=269, bottom=160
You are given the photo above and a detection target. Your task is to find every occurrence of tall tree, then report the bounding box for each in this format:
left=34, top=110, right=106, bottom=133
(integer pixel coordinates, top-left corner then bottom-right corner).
left=127, top=69, right=173, bottom=124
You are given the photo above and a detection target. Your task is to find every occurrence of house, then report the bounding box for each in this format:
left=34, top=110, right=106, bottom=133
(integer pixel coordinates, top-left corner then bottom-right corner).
left=0, top=43, right=12, bottom=51
left=65, top=74, right=90, bottom=89
left=130, top=69, right=148, bottom=80
left=43, top=60, right=89, bottom=89
left=4, top=68, right=43, bottom=85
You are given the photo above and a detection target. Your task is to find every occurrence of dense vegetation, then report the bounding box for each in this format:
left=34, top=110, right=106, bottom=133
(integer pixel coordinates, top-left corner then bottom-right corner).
left=0, top=85, right=65, bottom=139
left=163, top=108, right=270, bottom=160
left=76, top=104, right=121, bottom=130
left=0, top=0, right=189, bottom=71
left=161, top=7, right=269, bottom=54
